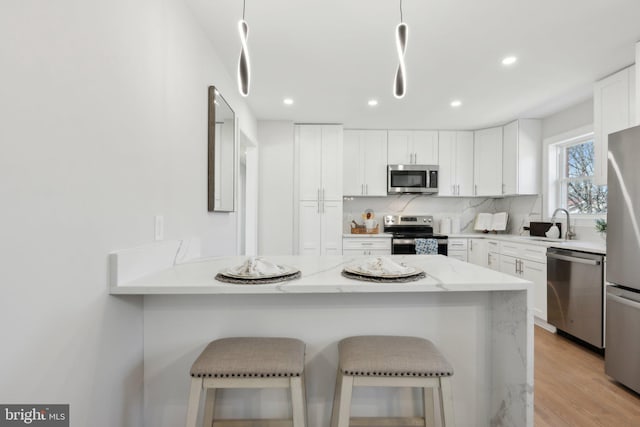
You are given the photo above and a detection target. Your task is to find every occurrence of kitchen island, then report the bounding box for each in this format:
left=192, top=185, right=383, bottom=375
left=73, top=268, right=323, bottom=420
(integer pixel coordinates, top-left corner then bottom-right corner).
left=110, top=253, right=533, bottom=427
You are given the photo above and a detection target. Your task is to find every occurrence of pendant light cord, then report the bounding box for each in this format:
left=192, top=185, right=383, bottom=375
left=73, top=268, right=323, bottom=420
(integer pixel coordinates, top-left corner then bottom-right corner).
left=399, top=0, right=403, bottom=22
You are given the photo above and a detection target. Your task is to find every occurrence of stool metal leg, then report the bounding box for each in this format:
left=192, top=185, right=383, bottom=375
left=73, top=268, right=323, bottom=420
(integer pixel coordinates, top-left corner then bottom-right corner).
left=290, top=376, right=307, bottom=427
left=185, top=378, right=203, bottom=427
left=423, top=386, right=436, bottom=427
left=203, top=388, right=216, bottom=427
left=439, top=377, right=455, bottom=427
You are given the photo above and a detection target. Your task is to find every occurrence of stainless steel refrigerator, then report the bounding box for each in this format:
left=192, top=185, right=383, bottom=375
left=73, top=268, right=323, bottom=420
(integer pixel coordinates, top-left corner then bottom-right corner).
left=605, top=124, right=640, bottom=394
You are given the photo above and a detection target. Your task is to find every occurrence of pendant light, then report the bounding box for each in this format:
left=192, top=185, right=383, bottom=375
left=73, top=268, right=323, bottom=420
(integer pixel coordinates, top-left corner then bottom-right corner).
left=238, top=0, right=251, bottom=97
left=394, top=0, right=408, bottom=99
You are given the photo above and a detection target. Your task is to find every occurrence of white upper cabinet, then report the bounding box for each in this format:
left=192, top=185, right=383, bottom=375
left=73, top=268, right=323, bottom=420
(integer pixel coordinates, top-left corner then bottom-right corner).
left=502, top=119, right=541, bottom=195
left=297, top=124, right=343, bottom=201
left=594, top=65, right=636, bottom=185
left=438, top=131, right=474, bottom=196
left=343, top=130, right=388, bottom=196
left=473, top=127, right=503, bottom=196
left=388, top=130, right=438, bottom=165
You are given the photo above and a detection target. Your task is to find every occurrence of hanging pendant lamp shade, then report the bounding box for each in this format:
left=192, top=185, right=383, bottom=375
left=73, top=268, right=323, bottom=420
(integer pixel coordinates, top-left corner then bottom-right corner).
left=237, top=19, right=250, bottom=97
left=394, top=22, right=408, bottom=99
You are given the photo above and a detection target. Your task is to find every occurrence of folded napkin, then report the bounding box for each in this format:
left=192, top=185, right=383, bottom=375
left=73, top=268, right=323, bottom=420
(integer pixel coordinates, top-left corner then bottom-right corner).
left=352, top=257, right=413, bottom=276
left=228, top=257, right=288, bottom=277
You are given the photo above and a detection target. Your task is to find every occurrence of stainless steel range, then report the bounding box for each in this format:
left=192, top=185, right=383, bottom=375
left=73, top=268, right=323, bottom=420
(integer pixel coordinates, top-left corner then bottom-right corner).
left=383, top=215, right=448, bottom=255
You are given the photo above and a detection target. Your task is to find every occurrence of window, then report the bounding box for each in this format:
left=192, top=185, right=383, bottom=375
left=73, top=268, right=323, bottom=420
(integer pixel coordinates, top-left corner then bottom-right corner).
left=554, top=134, right=607, bottom=215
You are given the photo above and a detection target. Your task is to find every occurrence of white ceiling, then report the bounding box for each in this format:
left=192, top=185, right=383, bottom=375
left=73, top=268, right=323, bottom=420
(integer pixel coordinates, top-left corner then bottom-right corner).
left=187, top=0, right=640, bottom=130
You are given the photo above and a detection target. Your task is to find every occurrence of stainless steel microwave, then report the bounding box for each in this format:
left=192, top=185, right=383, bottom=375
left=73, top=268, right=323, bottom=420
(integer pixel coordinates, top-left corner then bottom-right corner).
left=387, top=164, right=439, bottom=194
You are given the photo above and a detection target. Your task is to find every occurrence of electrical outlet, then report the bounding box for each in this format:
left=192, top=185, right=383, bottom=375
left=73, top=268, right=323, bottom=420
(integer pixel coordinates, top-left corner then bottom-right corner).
left=154, top=215, right=164, bottom=241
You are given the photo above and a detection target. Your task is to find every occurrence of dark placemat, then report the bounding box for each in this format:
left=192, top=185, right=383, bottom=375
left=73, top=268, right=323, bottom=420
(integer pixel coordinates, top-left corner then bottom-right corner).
left=341, top=270, right=426, bottom=283
left=215, top=271, right=301, bottom=285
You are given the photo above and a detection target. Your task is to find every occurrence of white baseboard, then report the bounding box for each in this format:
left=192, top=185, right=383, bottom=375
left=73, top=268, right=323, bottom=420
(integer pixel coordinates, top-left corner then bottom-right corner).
left=534, top=316, right=557, bottom=333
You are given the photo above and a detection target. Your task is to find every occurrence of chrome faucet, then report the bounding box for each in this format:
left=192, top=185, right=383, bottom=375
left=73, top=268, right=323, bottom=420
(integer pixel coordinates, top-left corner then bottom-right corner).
left=551, top=208, right=576, bottom=240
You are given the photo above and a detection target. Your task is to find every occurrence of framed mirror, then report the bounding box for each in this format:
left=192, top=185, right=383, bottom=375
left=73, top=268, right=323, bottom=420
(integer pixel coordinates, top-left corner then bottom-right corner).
left=208, top=86, right=236, bottom=212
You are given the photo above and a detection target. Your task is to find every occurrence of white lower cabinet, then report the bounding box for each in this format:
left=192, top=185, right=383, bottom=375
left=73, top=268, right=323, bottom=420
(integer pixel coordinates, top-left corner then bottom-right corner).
left=447, top=239, right=468, bottom=262
left=299, top=201, right=343, bottom=255
left=498, top=242, right=548, bottom=321
left=342, top=236, right=392, bottom=256
left=522, top=259, right=547, bottom=321
left=468, top=238, right=488, bottom=267
left=487, top=240, right=500, bottom=271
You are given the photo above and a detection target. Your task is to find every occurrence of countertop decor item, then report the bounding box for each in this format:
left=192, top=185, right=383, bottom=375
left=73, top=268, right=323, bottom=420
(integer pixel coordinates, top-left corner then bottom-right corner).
left=216, top=257, right=300, bottom=284
left=342, top=256, right=425, bottom=282
left=595, top=218, right=607, bottom=234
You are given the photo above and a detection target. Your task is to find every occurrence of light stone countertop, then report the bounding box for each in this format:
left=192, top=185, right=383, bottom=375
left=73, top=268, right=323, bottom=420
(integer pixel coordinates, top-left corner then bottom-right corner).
left=448, top=233, right=606, bottom=254
left=110, top=254, right=530, bottom=295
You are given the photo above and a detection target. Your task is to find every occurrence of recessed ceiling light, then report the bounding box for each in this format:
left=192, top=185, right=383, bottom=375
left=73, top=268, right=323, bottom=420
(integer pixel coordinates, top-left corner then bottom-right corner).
left=450, top=100, right=462, bottom=108
left=368, top=99, right=379, bottom=107
left=283, top=98, right=294, bottom=105
left=502, top=56, right=518, bottom=66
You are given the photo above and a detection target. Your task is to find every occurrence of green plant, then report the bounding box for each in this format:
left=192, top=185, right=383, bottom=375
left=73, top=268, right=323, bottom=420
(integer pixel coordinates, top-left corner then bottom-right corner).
left=595, top=218, right=607, bottom=234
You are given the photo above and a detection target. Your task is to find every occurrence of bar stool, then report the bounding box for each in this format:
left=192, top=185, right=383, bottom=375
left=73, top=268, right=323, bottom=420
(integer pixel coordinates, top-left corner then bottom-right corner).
left=186, top=337, right=307, bottom=427
left=330, top=335, right=455, bottom=427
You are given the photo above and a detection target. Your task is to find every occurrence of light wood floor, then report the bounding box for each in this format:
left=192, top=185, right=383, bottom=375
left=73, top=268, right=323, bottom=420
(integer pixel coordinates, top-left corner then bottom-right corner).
left=535, top=326, right=640, bottom=426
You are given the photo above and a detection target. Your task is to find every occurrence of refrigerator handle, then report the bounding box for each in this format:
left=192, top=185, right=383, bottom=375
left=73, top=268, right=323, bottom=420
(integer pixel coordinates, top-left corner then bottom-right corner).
left=608, top=292, right=640, bottom=310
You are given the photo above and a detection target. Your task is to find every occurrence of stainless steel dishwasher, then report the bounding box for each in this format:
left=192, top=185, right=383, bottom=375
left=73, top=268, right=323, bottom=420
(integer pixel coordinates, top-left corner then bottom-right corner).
left=546, top=248, right=605, bottom=349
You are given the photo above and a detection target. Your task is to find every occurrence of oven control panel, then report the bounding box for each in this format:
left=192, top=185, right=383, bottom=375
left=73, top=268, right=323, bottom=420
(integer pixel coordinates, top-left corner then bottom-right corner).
left=384, top=215, right=433, bottom=226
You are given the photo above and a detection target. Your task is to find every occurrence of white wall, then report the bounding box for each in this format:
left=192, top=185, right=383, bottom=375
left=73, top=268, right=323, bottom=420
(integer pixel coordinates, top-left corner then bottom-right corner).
left=257, top=121, right=295, bottom=255
left=541, top=98, right=593, bottom=139
left=0, top=0, right=256, bottom=425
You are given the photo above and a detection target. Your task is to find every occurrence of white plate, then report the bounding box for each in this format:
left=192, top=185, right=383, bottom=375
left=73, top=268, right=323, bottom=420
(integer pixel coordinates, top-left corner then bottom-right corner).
left=343, top=265, right=422, bottom=278
left=220, top=265, right=299, bottom=280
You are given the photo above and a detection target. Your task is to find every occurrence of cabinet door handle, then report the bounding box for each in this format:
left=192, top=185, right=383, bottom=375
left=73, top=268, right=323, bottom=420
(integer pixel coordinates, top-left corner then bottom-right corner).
left=414, top=153, right=418, bottom=163
left=502, top=183, right=506, bottom=194
left=475, top=185, right=478, bottom=196
left=365, top=184, right=368, bottom=195
left=361, top=184, right=364, bottom=195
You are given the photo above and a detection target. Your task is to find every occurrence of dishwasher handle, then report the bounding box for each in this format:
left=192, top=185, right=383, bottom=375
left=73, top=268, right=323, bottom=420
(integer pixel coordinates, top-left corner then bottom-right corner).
left=546, top=252, right=601, bottom=265
left=608, top=292, right=640, bottom=310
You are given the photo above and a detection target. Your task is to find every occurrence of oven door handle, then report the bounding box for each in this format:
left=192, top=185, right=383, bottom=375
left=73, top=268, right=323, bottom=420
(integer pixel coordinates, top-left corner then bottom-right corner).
left=546, top=253, right=601, bottom=265
left=393, top=239, right=415, bottom=245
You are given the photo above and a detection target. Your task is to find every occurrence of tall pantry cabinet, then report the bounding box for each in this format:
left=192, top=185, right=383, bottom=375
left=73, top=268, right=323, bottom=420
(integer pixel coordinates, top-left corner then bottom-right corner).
left=295, top=125, right=343, bottom=255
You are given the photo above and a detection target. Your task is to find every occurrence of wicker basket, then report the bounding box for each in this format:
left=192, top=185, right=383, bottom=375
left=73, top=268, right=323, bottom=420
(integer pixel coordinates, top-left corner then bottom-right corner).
left=351, top=224, right=379, bottom=234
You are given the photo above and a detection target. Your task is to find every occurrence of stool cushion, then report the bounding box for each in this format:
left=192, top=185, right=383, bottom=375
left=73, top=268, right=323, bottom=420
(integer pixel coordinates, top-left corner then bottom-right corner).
left=338, top=335, right=453, bottom=377
left=190, top=337, right=305, bottom=378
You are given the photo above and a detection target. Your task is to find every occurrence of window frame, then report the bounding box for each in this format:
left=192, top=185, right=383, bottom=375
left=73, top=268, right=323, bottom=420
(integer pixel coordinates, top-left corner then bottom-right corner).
left=543, top=125, right=607, bottom=222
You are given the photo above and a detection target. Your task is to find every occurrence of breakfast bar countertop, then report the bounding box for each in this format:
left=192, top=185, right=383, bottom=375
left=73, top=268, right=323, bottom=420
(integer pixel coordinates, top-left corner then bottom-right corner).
left=110, top=254, right=530, bottom=295
left=111, top=247, right=534, bottom=427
